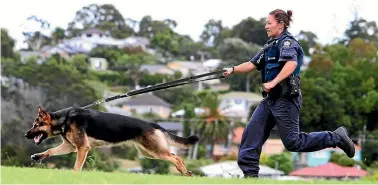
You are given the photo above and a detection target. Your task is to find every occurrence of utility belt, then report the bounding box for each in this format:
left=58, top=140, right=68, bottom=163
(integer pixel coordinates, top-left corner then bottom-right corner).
left=261, top=75, right=301, bottom=99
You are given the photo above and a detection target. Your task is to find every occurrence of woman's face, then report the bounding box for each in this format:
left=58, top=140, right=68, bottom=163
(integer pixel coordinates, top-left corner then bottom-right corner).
left=265, top=14, right=284, bottom=38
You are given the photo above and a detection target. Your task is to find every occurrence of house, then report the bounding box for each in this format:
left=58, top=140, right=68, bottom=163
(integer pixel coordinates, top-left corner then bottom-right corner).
left=120, top=93, right=172, bottom=118
left=289, top=162, right=368, bottom=180
left=19, top=51, right=44, bottom=63
left=166, top=61, right=206, bottom=77
left=206, top=83, right=231, bottom=92
left=202, top=59, right=222, bottom=71
left=218, top=91, right=263, bottom=122
left=40, top=45, right=75, bottom=60
left=61, top=29, right=150, bottom=54
left=292, top=144, right=362, bottom=168
left=123, top=36, right=150, bottom=50
left=63, top=29, right=122, bottom=53
left=139, top=64, right=175, bottom=75
left=89, top=57, right=108, bottom=71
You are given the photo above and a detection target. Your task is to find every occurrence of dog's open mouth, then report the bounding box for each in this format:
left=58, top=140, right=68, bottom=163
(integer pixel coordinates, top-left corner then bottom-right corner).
left=33, top=132, right=47, bottom=145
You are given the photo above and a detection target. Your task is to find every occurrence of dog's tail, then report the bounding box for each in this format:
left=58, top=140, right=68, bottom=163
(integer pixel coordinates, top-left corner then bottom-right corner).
left=152, top=123, right=199, bottom=149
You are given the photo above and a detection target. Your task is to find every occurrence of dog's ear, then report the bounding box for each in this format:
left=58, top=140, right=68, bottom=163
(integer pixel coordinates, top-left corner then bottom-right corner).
left=38, top=106, right=51, bottom=121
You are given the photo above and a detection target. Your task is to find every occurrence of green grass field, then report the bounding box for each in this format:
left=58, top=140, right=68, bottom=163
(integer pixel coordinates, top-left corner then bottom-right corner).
left=1, top=166, right=376, bottom=184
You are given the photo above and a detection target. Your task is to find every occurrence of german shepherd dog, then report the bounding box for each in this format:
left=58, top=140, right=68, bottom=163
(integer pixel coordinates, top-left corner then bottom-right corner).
left=24, top=106, right=199, bottom=176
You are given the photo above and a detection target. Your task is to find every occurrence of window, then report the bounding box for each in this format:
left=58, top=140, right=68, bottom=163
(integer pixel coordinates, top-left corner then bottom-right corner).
left=95, top=61, right=102, bottom=69
left=235, top=99, right=242, bottom=104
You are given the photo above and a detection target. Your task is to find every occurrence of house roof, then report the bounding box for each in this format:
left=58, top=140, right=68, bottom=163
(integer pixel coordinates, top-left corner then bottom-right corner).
left=167, top=61, right=204, bottom=70
left=104, top=104, right=131, bottom=116
left=289, top=162, right=368, bottom=177
left=124, top=93, right=171, bottom=108
left=139, top=64, right=174, bottom=75
left=156, top=121, right=183, bottom=131
left=80, top=28, right=108, bottom=36
left=19, top=51, right=41, bottom=58
left=219, top=91, right=263, bottom=102
left=124, top=36, right=150, bottom=46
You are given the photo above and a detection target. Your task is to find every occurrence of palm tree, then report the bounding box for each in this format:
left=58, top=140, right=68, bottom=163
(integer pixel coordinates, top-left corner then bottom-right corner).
left=191, top=90, right=229, bottom=159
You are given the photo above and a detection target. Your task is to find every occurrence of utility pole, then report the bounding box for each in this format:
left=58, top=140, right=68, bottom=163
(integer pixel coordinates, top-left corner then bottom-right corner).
left=362, top=125, right=366, bottom=149
left=187, top=124, right=194, bottom=160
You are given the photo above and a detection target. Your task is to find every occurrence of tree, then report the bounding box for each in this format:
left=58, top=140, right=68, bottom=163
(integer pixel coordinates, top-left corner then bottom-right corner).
left=1, top=56, right=101, bottom=109
left=23, top=31, right=51, bottom=51
left=71, top=54, right=90, bottom=74
left=193, top=91, right=229, bottom=158
left=137, top=16, right=175, bottom=39
left=138, top=16, right=153, bottom=38
left=329, top=152, right=355, bottom=167
left=231, top=17, right=268, bottom=46
left=200, top=19, right=224, bottom=46
left=348, top=38, right=377, bottom=61
left=266, top=152, right=293, bottom=174
left=1, top=28, right=15, bottom=58
left=154, top=85, right=196, bottom=108
left=66, top=4, right=134, bottom=38
left=300, top=40, right=378, bottom=138
left=21, top=15, right=52, bottom=51
left=88, top=47, right=124, bottom=67
left=344, top=18, right=378, bottom=46
left=52, top=27, right=65, bottom=44
left=296, top=31, right=318, bottom=55
left=116, top=52, right=157, bottom=89
left=140, top=158, right=170, bottom=175
left=218, top=38, right=262, bottom=92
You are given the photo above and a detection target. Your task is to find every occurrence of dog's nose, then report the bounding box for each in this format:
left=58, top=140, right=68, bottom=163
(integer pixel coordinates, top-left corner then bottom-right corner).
left=24, top=133, right=28, bottom=138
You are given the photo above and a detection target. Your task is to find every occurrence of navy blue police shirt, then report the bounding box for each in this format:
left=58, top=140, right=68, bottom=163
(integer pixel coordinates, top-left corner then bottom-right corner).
left=250, top=31, right=304, bottom=83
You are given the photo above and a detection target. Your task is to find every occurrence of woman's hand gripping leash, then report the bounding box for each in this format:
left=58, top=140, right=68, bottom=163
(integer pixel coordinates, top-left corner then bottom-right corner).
left=223, top=67, right=234, bottom=77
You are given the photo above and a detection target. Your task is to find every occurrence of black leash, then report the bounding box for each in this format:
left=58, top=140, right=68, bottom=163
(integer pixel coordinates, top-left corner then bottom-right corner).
left=81, top=70, right=225, bottom=109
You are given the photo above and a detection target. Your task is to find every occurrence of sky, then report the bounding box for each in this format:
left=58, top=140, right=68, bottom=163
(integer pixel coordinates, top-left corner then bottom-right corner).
left=1, top=0, right=377, bottom=50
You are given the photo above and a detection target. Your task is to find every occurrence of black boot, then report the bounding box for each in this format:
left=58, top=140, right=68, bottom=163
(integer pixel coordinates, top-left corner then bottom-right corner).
left=333, top=126, right=355, bottom=158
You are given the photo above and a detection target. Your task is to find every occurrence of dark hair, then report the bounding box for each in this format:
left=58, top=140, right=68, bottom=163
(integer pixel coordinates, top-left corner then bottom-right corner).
left=269, top=9, right=293, bottom=29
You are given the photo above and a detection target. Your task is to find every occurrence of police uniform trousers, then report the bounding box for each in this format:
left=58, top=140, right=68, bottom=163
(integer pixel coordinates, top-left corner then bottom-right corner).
left=237, top=91, right=340, bottom=176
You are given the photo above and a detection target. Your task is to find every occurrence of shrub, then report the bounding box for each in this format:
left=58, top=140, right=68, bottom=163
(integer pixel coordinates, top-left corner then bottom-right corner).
left=140, top=158, right=170, bottom=175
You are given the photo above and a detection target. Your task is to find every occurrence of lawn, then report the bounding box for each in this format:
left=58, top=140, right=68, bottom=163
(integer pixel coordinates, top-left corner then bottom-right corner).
left=1, top=166, right=376, bottom=184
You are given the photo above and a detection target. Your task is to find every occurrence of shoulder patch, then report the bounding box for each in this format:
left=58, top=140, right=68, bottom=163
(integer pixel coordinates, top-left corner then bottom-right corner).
left=283, top=40, right=291, bottom=46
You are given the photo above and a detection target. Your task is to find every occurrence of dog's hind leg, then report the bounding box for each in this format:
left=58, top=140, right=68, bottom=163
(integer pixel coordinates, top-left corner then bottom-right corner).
left=135, top=145, right=154, bottom=159
left=136, top=129, right=192, bottom=176
left=158, top=152, right=192, bottom=176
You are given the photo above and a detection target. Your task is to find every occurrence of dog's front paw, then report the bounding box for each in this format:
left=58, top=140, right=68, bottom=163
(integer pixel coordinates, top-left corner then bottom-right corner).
left=186, top=170, right=193, bottom=176
left=31, top=154, right=43, bottom=161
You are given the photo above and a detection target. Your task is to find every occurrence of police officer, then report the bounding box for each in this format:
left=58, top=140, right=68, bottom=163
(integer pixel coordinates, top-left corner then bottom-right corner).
left=223, top=9, right=355, bottom=178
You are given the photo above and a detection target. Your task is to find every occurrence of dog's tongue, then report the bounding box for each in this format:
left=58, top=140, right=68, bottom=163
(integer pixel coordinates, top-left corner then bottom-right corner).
left=34, top=134, right=43, bottom=143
